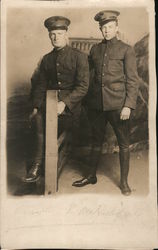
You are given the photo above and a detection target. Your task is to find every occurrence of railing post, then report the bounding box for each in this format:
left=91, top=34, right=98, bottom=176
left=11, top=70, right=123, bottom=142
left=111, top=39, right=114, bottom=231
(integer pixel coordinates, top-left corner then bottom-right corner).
left=45, top=90, right=58, bottom=195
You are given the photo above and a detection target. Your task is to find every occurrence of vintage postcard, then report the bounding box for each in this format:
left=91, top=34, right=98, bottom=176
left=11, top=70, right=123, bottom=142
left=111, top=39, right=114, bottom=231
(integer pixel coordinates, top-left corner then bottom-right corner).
left=0, top=0, right=157, bottom=248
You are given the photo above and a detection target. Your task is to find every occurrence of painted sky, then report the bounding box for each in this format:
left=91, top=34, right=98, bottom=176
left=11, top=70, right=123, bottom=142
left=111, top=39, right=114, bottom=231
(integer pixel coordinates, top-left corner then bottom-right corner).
left=7, top=6, right=149, bottom=43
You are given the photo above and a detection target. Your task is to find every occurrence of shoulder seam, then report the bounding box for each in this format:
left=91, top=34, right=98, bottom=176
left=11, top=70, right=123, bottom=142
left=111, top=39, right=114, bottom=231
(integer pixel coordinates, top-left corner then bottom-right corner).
left=119, top=39, right=131, bottom=47
left=42, top=50, right=53, bottom=59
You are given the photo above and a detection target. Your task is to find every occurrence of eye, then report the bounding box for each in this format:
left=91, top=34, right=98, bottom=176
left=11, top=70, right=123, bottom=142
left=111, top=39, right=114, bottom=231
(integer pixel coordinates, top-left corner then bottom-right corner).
left=50, top=32, right=55, bottom=37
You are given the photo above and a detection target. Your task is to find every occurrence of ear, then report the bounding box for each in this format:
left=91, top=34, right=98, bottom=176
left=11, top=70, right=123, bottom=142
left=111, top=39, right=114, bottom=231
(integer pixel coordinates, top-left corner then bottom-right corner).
left=64, top=30, right=68, bottom=35
left=100, top=26, right=104, bottom=35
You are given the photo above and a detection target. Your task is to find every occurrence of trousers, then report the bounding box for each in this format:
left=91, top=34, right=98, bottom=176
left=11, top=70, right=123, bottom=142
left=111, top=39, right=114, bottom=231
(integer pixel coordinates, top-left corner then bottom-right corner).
left=86, top=108, right=130, bottom=177
left=30, top=108, right=80, bottom=165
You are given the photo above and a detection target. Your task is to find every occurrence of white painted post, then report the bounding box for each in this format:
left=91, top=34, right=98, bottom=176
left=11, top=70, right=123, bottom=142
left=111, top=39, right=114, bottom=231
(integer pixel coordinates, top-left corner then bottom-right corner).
left=45, top=90, right=58, bottom=195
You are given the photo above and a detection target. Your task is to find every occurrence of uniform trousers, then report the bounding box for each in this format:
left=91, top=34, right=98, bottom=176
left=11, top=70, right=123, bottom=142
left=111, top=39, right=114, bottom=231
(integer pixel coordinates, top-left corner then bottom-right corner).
left=30, top=108, right=79, bottom=167
left=85, top=108, right=130, bottom=178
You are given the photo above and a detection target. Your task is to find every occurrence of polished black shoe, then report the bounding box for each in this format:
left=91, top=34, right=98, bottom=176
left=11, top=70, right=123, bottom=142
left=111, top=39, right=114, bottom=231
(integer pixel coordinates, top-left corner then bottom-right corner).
left=23, top=163, right=41, bottom=183
left=72, top=176, right=97, bottom=187
left=120, top=182, right=131, bottom=196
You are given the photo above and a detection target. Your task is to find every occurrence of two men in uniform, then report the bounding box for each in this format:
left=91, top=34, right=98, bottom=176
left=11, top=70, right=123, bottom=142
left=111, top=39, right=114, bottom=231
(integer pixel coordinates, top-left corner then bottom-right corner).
left=24, top=10, right=139, bottom=195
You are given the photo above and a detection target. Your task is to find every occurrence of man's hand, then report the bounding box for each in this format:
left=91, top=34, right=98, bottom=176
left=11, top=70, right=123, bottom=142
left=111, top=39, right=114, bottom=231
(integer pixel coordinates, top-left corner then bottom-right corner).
left=57, top=101, right=65, bottom=115
left=120, top=107, right=131, bottom=120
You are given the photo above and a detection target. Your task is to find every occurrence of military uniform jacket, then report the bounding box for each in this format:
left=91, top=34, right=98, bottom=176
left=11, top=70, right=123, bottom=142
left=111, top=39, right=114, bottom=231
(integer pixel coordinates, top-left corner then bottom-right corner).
left=85, top=37, right=139, bottom=111
left=31, top=45, right=89, bottom=114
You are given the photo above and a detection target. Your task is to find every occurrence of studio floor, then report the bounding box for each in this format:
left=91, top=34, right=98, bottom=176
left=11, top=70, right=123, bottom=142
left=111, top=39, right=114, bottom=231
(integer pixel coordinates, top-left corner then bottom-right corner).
left=7, top=141, right=149, bottom=197
left=58, top=150, right=149, bottom=196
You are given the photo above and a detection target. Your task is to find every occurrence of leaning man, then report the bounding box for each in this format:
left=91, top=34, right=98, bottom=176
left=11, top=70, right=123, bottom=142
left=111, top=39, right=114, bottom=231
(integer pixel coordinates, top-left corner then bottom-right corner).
left=72, top=11, right=139, bottom=195
left=24, top=16, right=89, bottom=183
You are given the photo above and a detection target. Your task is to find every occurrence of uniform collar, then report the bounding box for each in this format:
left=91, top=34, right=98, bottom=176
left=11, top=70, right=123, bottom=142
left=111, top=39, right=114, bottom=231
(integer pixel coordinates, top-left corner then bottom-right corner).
left=53, top=45, right=69, bottom=54
left=102, top=36, right=118, bottom=45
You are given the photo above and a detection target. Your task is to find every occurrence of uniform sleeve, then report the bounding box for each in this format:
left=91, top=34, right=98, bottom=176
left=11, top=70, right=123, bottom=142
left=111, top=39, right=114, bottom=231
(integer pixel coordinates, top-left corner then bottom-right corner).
left=124, top=46, right=140, bottom=109
left=29, top=59, right=42, bottom=102
left=63, top=52, right=89, bottom=112
left=32, top=58, right=48, bottom=109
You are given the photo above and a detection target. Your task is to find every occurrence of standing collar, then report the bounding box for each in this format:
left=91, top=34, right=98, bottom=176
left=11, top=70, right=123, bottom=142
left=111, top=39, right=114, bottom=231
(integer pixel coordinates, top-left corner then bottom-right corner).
left=102, top=36, right=118, bottom=45
left=53, top=45, right=69, bottom=54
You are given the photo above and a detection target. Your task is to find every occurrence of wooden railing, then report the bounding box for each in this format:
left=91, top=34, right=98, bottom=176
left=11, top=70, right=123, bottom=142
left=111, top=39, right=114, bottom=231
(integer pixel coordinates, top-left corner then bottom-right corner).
left=44, top=90, right=70, bottom=195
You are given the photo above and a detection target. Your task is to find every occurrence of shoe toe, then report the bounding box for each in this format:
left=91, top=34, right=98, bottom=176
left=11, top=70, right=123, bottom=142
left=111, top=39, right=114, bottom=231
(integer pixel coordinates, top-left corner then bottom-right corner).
left=72, top=177, right=97, bottom=187
left=121, top=189, right=131, bottom=196
left=120, top=184, right=131, bottom=196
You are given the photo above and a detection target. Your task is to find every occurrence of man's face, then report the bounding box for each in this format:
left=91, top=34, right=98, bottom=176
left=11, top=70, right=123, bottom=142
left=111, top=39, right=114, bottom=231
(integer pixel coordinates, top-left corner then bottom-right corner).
left=49, top=29, right=67, bottom=49
left=100, top=21, right=118, bottom=40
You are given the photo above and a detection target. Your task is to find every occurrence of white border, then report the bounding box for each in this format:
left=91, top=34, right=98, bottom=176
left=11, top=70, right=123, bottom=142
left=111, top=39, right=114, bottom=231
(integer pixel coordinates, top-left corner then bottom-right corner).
left=0, top=0, right=157, bottom=248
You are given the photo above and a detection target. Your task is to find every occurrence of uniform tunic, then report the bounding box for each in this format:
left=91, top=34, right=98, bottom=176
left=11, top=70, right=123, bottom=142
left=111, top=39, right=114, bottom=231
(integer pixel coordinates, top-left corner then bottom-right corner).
left=29, top=45, right=89, bottom=163
left=82, top=37, right=140, bottom=178
left=31, top=45, right=89, bottom=115
left=86, top=37, right=139, bottom=111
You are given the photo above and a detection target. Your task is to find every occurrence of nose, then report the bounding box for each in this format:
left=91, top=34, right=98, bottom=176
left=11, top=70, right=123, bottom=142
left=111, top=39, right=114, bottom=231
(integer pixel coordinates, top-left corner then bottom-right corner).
left=51, top=34, right=58, bottom=41
left=105, top=27, right=110, bottom=33
left=55, top=34, right=60, bottom=40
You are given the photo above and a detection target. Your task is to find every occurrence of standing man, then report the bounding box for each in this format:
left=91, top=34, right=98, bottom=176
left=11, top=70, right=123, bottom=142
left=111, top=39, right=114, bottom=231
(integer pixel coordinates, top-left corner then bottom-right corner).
left=72, top=10, right=139, bottom=195
left=24, top=16, right=89, bottom=183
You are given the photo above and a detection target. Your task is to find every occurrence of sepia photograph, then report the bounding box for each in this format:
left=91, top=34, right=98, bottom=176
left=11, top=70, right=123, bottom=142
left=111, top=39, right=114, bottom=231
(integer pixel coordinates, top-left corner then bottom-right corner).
left=1, top=0, right=157, bottom=248
left=6, top=3, right=149, bottom=197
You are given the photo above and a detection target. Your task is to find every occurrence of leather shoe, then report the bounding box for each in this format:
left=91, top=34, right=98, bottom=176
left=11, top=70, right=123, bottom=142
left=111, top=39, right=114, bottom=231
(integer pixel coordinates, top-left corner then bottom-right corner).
left=72, top=176, right=97, bottom=187
left=23, top=163, right=41, bottom=183
left=120, top=182, right=131, bottom=196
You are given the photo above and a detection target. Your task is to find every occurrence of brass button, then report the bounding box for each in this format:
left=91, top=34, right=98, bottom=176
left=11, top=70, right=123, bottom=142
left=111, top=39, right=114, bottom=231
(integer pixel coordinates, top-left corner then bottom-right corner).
left=58, top=82, right=61, bottom=85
